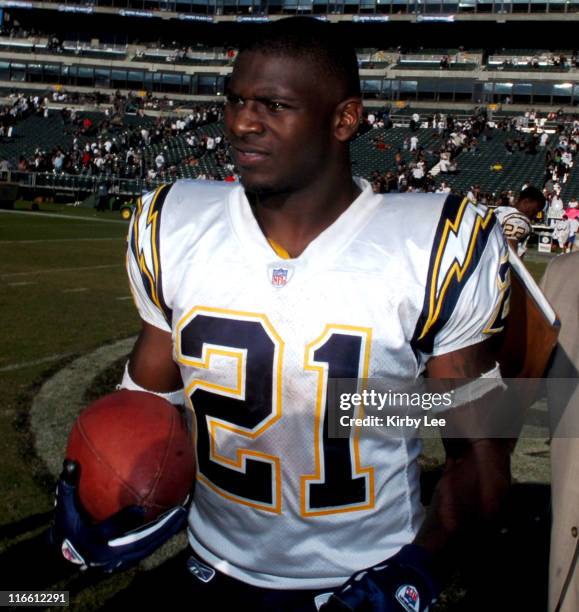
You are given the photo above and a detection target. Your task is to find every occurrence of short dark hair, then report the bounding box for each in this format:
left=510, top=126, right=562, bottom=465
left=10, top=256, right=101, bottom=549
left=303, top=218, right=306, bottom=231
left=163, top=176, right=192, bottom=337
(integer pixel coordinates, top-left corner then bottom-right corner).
left=237, top=17, right=361, bottom=99
left=519, top=185, right=546, bottom=208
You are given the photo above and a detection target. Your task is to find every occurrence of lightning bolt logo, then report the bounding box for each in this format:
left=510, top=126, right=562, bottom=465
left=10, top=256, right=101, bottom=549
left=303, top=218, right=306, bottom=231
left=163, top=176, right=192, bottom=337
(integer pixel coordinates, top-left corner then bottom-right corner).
left=483, top=251, right=511, bottom=334
left=130, top=184, right=172, bottom=322
left=418, top=198, right=496, bottom=341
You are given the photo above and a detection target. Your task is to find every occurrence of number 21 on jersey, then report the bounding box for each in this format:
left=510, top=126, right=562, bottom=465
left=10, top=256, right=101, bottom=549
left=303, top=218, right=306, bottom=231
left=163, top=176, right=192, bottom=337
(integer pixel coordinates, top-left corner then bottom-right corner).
left=175, top=306, right=374, bottom=517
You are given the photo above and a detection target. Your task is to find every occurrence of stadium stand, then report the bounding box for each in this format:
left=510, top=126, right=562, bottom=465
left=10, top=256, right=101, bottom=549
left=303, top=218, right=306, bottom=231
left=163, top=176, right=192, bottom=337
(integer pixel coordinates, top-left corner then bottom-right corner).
left=0, top=11, right=577, bottom=213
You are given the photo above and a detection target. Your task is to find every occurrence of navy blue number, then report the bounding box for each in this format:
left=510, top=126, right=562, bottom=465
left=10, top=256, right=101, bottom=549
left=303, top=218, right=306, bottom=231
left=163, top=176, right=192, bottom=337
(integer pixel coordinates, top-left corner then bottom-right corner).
left=180, top=314, right=277, bottom=508
left=309, top=333, right=368, bottom=510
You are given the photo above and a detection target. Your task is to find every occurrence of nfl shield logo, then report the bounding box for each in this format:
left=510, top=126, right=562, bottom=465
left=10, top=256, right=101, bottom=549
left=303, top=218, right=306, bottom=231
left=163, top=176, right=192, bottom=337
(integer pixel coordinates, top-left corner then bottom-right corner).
left=271, top=268, right=289, bottom=287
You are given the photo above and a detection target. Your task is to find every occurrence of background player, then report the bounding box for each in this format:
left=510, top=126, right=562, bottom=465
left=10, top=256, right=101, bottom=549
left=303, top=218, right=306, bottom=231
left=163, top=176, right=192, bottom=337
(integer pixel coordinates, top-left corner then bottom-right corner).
left=494, top=185, right=545, bottom=258
left=51, top=18, right=512, bottom=612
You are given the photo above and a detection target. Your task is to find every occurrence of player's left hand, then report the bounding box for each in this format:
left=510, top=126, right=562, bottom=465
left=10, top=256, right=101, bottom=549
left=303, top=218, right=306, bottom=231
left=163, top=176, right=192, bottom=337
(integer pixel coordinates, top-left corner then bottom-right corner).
left=321, top=544, right=438, bottom=612
left=48, top=460, right=188, bottom=573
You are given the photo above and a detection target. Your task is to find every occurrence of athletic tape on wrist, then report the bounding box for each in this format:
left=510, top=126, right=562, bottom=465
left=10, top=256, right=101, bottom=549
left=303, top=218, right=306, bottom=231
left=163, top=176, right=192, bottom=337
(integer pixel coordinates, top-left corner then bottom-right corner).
left=445, top=362, right=506, bottom=410
left=118, top=362, right=186, bottom=406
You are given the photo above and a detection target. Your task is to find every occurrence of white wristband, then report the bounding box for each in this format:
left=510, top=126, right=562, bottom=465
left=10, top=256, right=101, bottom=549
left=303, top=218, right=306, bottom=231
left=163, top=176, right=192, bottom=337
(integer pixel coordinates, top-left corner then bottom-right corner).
left=117, top=362, right=186, bottom=406
left=448, top=362, right=507, bottom=409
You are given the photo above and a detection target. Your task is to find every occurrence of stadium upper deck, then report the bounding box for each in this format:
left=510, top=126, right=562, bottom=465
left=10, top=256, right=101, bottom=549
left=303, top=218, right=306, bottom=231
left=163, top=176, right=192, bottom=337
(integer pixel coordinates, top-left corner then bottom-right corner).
left=2, top=36, right=579, bottom=105
left=4, top=0, right=579, bottom=18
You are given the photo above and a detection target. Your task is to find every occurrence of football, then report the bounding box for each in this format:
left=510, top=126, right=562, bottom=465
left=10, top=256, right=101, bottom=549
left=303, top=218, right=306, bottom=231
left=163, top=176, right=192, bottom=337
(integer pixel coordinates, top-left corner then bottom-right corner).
left=65, top=390, right=195, bottom=523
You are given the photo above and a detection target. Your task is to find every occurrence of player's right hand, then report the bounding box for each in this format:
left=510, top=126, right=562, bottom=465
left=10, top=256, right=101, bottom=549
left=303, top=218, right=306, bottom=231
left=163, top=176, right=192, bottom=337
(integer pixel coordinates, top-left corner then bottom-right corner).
left=321, top=545, right=438, bottom=612
left=48, top=460, right=188, bottom=573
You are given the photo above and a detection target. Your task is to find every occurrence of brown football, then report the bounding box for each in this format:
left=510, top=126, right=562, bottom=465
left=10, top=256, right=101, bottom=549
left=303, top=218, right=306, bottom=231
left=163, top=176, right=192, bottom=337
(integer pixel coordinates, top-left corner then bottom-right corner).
left=66, top=390, right=195, bottom=523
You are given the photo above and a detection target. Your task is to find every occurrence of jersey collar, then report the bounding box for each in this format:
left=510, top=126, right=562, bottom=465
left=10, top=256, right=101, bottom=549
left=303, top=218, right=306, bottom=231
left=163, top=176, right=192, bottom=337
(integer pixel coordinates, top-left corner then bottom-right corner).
left=227, top=178, right=382, bottom=272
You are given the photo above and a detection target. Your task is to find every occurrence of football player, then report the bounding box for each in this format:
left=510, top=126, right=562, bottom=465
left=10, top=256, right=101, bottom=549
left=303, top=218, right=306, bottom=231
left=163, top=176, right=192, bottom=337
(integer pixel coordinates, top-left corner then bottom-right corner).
left=494, top=186, right=545, bottom=258
left=51, top=17, right=512, bottom=611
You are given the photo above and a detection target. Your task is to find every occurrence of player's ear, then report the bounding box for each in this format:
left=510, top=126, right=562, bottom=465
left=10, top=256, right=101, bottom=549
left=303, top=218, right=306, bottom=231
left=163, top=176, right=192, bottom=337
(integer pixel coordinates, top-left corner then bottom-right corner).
left=334, top=98, right=363, bottom=143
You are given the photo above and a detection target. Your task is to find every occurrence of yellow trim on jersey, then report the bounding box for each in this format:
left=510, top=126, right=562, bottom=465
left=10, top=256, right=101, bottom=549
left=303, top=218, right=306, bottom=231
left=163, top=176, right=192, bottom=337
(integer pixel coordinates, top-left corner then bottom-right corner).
left=418, top=198, right=495, bottom=341
left=301, top=324, right=375, bottom=517
left=175, top=306, right=284, bottom=514
left=267, top=238, right=292, bottom=260
left=132, top=186, right=167, bottom=316
left=483, top=251, right=511, bottom=334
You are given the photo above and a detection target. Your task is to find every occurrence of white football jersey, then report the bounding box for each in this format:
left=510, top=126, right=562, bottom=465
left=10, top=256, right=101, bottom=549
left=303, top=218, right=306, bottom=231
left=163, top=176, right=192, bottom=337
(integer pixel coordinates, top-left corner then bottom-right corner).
left=127, top=179, right=509, bottom=589
left=494, top=206, right=532, bottom=256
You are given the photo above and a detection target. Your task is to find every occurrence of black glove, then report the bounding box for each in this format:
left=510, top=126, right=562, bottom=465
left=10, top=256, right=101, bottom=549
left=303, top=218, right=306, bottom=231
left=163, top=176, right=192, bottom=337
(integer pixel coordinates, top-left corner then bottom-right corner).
left=322, top=544, right=439, bottom=612
left=48, top=460, right=188, bottom=573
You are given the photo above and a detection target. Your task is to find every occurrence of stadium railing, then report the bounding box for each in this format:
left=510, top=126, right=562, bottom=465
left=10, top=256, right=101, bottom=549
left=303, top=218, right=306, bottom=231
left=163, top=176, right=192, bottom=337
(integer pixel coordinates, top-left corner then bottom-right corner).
left=0, top=170, right=144, bottom=196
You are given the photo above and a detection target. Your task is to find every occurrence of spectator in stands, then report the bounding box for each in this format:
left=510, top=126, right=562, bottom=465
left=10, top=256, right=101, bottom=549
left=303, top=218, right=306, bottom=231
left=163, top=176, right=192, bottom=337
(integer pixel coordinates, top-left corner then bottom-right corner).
left=410, top=134, right=418, bottom=152
left=53, top=150, right=64, bottom=174
left=548, top=192, right=565, bottom=226
left=540, top=132, right=549, bottom=148
left=466, top=185, right=480, bottom=205
left=527, top=132, right=539, bottom=155
left=553, top=215, right=571, bottom=252
left=96, top=182, right=108, bottom=212
left=566, top=217, right=579, bottom=253
left=155, top=151, right=166, bottom=171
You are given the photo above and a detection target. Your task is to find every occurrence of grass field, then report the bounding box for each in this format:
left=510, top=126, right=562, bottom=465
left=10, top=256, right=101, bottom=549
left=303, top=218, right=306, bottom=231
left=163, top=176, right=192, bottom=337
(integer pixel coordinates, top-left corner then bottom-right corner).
left=0, top=204, right=555, bottom=610
left=0, top=206, right=143, bottom=608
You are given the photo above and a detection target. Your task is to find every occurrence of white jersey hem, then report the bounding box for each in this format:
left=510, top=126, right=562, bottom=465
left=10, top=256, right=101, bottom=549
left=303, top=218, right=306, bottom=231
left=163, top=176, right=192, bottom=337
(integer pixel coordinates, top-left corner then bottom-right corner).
left=186, top=530, right=349, bottom=590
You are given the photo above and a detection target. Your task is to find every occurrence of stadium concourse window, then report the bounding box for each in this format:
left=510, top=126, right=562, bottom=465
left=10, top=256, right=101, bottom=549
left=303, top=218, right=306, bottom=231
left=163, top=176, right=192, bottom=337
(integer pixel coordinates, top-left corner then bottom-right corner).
left=44, top=64, right=61, bottom=84
left=553, top=82, right=572, bottom=105
left=161, top=72, right=182, bottom=93
left=533, top=81, right=552, bottom=104
left=512, top=82, right=532, bottom=104
left=111, top=69, right=127, bottom=90
left=95, top=68, right=110, bottom=89
left=417, top=79, right=438, bottom=101
left=198, top=75, right=217, bottom=95
left=128, top=70, right=145, bottom=90
left=362, top=79, right=382, bottom=99
left=175, top=0, right=198, bottom=13
left=10, top=63, right=26, bottom=82
left=78, top=67, right=95, bottom=87
left=493, top=81, right=513, bottom=103
left=26, top=63, right=42, bottom=83
left=390, top=0, right=410, bottom=14
left=359, top=0, right=376, bottom=12
left=399, top=80, right=417, bottom=101
left=475, top=0, right=493, bottom=11
left=546, top=0, right=566, bottom=12
left=423, top=0, right=444, bottom=12
left=448, top=80, right=471, bottom=101
left=458, top=0, right=476, bottom=12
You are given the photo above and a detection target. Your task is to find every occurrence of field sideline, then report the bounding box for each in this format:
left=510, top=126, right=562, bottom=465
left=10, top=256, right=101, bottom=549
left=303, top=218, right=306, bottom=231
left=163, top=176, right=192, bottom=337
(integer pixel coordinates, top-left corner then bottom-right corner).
left=0, top=204, right=555, bottom=610
left=0, top=206, right=144, bottom=608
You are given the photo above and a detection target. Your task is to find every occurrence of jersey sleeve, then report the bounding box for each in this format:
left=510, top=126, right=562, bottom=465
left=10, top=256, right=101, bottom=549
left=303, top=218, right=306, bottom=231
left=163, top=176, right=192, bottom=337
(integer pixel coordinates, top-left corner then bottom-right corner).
left=500, top=212, right=531, bottom=243
left=411, top=195, right=510, bottom=362
left=126, top=184, right=174, bottom=332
